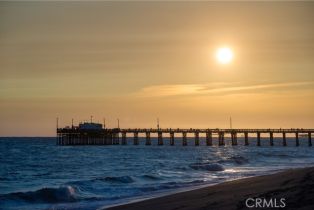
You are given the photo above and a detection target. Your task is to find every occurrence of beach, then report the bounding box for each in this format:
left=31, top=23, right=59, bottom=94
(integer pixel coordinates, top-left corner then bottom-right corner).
left=108, top=167, right=314, bottom=210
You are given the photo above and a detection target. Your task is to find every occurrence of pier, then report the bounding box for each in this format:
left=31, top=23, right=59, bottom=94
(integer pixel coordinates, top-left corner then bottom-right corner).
left=57, top=122, right=313, bottom=147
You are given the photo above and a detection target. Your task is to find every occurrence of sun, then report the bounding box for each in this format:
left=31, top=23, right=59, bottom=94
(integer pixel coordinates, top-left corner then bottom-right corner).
left=216, top=47, right=233, bottom=64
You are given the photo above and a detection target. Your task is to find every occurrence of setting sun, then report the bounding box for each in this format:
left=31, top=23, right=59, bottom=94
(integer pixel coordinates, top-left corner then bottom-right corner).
left=216, top=47, right=233, bottom=64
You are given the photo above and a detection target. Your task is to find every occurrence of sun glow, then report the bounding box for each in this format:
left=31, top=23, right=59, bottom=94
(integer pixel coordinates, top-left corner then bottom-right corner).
left=216, top=47, right=233, bottom=64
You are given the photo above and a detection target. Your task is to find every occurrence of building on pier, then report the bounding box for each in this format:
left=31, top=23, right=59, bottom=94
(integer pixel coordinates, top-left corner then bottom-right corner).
left=57, top=122, right=119, bottom=145
left=79, top=122, right=102, bottom=130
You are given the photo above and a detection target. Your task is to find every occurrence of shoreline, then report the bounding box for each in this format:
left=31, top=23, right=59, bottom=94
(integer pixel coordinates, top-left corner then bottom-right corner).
left=101, top=168, right=284, bottom=210
left=102, top=171, right=274, bottom=210
left=106, top=166, right=314, bottom=210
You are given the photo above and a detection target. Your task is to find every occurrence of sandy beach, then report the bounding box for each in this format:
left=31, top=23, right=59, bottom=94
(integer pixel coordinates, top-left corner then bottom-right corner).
left=108, top=167, right=314, bottom=210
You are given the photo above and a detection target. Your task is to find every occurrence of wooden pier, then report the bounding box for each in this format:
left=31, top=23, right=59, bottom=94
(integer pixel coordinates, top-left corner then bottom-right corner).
left=57, top=123, right=313, bottom=146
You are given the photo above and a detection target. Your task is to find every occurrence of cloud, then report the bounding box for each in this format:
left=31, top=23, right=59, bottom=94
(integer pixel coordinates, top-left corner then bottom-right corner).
left=134, top=81, right=314, bottom=97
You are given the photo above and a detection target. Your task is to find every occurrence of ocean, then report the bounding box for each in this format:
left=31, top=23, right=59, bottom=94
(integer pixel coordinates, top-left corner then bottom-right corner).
left=1, top=137, right=314, bottom=210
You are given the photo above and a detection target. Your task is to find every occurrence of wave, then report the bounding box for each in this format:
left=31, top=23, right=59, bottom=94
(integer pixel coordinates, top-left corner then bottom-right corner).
left=141, top=174, right=162, bottom=180
left=66, top=175, right=135, bottom=187
left=256, top=152, right=309, bottom=159
left=174, top=166, right=190, bottom=171
left=0, top=176, right=9, bottom=181
left=218, top=155, right=249, bottom=165
left=96, top=175, right=134, bottom=184
left=228, top=155, right=249, bottom=164
left=138, top=180, right=206, bottom=192
left=0, top=186, right=85, bottom=204
left=189, top=163, right=224, bottom=171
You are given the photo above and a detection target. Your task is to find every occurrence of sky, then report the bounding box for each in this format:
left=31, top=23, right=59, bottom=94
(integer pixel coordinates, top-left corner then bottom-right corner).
left=0, top=1, right=313, bottom=136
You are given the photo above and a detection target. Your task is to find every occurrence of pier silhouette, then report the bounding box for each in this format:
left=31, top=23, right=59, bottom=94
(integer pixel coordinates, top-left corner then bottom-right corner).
left=57, top=122, right=313, bottom=147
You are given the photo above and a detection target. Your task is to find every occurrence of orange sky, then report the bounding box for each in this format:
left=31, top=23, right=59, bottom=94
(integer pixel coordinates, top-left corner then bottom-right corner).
left=0, top=2, right=313, bottom=136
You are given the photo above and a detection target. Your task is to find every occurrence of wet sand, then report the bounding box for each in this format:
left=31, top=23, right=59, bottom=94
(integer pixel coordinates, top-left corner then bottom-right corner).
left=108, top=167, right=314, bottom=210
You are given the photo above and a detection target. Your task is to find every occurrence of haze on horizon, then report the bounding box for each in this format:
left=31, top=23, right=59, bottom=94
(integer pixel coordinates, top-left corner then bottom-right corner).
left=0, top=1, right=313, bottom=136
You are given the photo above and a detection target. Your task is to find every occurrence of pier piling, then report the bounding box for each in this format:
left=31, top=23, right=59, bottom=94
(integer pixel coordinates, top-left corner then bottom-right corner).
left=133, top=132, right=139, bottom=145
left=122, top=132, right=127, bottom=145
left=170, top=132, right=175, bottom=146
left=244, top=132, right=249, bottom=145
left=231, top=132, right=238, bottom=146
left=145, top=132, right=151, bottom=145
left=283, top=132, right=287, bottom=146
left=158, top=132, right=163, bottom=145
left=206, top=131, right=212, bottom=146
left=113, top=133, right=119, bottom=145
left=218, top=132, right=225, bottom=146
left=257, top=132, right=261, bottom=146
left=182, top=132, right=187, bottom=146
left=270, top=132, right=274, bottom=146
left=194, top=132, right=199, bottom=146
left=296, top=132, right=299, bottom=146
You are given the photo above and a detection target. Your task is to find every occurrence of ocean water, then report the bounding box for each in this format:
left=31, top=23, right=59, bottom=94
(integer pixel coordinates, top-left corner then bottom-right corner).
left=1, top=137, right=314, bottom=210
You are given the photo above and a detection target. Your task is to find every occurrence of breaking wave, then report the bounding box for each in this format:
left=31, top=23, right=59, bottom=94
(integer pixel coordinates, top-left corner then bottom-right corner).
left=0, top=186, right=86, bottom=203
